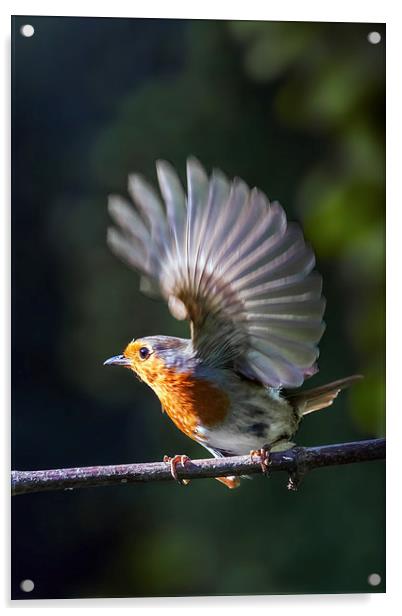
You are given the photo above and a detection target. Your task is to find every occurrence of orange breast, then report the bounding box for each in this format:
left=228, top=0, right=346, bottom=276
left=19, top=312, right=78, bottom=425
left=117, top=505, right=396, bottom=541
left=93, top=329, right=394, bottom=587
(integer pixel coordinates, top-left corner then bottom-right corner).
left=151, top=368, right=230, bottom=441
left=124, top=347, right=231, bottom=441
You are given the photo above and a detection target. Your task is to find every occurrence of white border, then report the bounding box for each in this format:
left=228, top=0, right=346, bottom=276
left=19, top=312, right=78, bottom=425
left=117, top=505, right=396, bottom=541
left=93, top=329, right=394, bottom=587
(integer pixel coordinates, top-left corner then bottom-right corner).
left=2, top=1, right=399, bottom=613
left=5, top=0, right=389, bottom=22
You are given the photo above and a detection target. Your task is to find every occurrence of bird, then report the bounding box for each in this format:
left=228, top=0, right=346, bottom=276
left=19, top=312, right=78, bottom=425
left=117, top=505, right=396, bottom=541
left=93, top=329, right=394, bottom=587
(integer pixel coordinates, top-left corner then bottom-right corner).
left=104, top=157, right=361, bottom=488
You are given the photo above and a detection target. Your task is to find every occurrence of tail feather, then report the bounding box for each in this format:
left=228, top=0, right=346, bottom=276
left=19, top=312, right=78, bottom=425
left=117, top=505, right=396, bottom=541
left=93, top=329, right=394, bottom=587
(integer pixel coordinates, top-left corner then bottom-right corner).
left=286, top=375, right=363, bottom=416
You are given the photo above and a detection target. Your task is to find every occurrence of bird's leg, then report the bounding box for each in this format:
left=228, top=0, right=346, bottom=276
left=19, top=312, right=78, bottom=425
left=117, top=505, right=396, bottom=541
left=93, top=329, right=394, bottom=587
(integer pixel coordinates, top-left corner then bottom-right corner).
left=250, top=444, right=271, bottom=475
left=215, top=476, right=241, bottom=489
left=163, top=454, right=191, bottom=486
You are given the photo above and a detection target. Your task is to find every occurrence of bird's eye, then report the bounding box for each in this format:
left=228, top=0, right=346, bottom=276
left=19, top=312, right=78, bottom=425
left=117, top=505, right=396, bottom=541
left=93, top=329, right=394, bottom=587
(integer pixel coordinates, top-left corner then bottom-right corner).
left=139, top=347, right=150, bottom=360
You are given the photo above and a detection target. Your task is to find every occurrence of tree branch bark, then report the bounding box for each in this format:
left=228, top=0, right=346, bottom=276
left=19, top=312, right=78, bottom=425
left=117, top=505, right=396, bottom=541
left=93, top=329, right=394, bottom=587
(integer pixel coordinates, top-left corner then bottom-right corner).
left=11, top=438, right=385, bottom=495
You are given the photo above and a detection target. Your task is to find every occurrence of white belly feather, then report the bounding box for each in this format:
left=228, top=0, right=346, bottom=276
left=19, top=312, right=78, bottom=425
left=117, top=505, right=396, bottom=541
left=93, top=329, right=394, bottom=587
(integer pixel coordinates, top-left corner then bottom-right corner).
left=195, top=372, right=300, bottom=456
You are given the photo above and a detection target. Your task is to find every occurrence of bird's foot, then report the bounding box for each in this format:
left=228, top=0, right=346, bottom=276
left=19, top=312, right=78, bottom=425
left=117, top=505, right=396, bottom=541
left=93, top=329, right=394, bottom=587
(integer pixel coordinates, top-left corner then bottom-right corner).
left=250, top=445, right=271, bottom=475
left=163, top=454, right=191, bottom=486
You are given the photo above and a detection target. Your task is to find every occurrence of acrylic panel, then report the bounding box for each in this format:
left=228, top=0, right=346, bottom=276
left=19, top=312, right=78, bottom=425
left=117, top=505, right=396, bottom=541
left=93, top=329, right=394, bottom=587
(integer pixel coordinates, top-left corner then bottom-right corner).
left=11, top=15, right=385, bottom=599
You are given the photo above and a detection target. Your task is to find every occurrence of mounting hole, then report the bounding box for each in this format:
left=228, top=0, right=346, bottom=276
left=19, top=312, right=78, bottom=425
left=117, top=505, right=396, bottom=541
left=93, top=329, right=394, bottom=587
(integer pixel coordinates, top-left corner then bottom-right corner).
left=20, top=24, right=35, bottom=38
left=367, top=31, right=381, bottom=45
left=20, top=579, right=34, bottom=592
left=368, top=573, right=381, bottom=586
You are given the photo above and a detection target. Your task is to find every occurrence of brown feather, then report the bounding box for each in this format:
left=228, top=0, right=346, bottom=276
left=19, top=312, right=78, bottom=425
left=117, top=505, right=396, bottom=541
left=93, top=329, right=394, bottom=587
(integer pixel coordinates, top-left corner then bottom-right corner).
left=286, top=375, right=363, bottom=415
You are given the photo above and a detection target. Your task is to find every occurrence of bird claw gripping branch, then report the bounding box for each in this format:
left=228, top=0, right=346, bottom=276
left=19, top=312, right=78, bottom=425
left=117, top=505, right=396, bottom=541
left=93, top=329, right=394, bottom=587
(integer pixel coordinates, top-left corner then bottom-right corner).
left=250, top=446, right=271, bottom=475
left=163, top=454, right=191, bottom=486
left=104, top=157, right=362, bottom=489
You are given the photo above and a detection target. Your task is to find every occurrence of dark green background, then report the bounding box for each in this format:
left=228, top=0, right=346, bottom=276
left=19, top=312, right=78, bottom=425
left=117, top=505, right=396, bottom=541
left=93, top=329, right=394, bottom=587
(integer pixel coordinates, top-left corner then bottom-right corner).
left=12, top=16, right=385, bottom=599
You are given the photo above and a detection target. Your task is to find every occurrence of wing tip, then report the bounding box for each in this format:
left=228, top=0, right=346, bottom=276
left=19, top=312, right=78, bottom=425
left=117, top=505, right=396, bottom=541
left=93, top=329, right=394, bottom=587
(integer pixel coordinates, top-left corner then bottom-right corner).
left=107, top=194, right=128, bottom=217
left=155, top=158, right=172, bottom=174
left=106, top=226, right=122, bottom=255
left=127, top=172, right=155, bottom=195
left=186, top=154, right=203, bottom=168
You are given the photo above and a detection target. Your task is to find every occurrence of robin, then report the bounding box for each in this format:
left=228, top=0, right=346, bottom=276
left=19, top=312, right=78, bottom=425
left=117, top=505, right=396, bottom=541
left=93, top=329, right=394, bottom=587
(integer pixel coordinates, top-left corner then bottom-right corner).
left=104, top=158, right=361, bottom=488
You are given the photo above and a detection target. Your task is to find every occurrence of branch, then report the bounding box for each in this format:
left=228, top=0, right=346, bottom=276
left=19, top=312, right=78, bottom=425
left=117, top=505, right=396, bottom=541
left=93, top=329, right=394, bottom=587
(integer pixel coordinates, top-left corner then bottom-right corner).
left=11, top=438, right=385, bottom=495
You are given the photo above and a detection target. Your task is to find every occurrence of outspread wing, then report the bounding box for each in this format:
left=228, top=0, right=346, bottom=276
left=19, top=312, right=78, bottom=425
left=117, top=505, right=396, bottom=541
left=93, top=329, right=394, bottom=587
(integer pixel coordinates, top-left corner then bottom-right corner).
left=107, top=157, right=326, bottom=388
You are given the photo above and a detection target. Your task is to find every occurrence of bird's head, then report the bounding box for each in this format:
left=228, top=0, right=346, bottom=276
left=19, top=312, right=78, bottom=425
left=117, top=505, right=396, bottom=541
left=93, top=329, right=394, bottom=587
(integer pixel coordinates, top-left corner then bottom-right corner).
left=104, top=335, right=192, bottom=388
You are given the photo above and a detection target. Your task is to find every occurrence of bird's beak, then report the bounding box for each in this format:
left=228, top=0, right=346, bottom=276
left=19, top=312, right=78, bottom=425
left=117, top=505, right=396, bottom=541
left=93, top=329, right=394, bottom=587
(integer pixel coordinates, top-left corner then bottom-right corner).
left=103, top=354, right=131, bottom=367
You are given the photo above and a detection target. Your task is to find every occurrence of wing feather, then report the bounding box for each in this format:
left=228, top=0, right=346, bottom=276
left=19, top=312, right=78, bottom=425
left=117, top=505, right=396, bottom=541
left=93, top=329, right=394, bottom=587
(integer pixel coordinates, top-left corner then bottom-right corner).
left=107, top=157, right=326, bottom=387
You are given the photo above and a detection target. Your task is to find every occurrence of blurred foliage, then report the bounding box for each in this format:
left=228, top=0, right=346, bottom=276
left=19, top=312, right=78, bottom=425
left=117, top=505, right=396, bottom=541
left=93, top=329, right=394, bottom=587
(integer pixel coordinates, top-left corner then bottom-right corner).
left=12, top=17, right=385, bottom=599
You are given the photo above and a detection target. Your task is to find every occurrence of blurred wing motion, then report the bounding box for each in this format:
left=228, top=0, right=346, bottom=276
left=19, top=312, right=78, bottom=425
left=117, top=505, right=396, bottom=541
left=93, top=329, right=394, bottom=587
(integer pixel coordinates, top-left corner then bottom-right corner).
left=107, top=157, right=326, bottom=388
